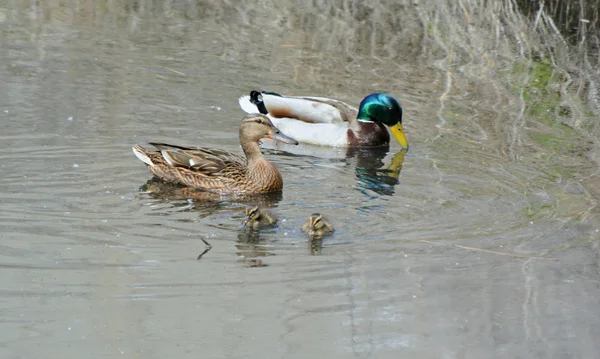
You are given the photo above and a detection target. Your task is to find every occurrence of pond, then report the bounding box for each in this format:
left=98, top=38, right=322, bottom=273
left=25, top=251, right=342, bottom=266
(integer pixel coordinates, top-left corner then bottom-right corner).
left=1, top=2, right=599, bottom=358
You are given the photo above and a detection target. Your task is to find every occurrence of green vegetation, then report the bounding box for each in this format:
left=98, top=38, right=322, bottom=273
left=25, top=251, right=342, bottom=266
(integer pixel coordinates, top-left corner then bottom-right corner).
left=523, top=203, right=554, bottom=220
left=508, top=57, right=590, bottom=156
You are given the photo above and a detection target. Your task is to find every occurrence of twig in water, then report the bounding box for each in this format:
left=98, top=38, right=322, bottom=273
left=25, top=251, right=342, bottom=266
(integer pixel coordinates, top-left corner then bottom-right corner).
left=453, top=244, right=558, bottom=261
left=404, top=238, right=559, bottom=261
left=164, top=67, right=186, bottom=76
left=197, top=238, right=212, bottom=260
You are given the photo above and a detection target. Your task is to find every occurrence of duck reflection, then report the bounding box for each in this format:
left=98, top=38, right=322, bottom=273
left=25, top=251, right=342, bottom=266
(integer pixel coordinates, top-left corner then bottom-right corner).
left=138, top=177, right=283, bottom=218
left=139, top=178, right=281, bottom=264
left=308, top=237, right=324, bottom=255
left=236, top=205, right=279, bottom=264
left=235, top=226, right=274, bottom=267
left=349, top=147, right=406, bottom=196
left=261, top=142, right=406, bottom=196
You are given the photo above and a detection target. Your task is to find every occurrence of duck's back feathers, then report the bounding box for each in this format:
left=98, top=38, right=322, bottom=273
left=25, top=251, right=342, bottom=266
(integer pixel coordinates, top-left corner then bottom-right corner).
left=238, top=91, right=359, bottom=147
left=132, top=143, right=250, bottom=194
left=148, top=142, right=246, bottom=174
left=238, top=91, right=357, bottom=124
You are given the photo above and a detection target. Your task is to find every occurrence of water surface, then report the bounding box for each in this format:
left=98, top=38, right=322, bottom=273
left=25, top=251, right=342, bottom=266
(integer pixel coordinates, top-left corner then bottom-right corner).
left=1, top=2, right=599, bottom=359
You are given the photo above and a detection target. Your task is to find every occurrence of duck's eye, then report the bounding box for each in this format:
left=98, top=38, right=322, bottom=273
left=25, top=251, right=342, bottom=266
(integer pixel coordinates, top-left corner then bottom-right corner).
left=255, top=119, right=264, bottom=124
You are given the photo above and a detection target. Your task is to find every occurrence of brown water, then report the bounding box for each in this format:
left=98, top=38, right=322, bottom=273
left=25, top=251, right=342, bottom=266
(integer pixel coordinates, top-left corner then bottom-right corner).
left=2, top=2, right=600, bottom=359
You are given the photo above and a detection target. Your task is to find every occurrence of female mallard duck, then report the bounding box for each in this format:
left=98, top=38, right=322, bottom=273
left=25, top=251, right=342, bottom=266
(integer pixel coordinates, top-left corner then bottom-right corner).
left=301, top=213, right=335, bottom=239
left=132, top=114, right=298, bottom=194
left=243, top=206, right=278, bottom=229
left=238, top=91, right=408, bottom=148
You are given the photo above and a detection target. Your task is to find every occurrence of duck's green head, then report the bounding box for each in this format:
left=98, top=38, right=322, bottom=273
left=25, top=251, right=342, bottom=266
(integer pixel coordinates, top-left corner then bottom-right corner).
left=357, top=93, right=408, bottom=149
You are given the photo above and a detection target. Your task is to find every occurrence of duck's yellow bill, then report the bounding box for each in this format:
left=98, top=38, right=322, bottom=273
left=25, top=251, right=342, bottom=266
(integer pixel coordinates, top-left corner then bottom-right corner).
left=389, top=123, right=409, bottom=149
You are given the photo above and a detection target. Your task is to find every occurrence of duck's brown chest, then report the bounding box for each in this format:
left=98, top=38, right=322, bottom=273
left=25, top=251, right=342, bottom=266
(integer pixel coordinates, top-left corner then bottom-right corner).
left=347, top=122, right=390, bottom=146
left=247, top=160, right=284, bottom=192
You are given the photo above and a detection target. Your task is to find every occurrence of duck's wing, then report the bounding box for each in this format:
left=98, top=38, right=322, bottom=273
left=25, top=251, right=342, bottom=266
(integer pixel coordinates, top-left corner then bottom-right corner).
left=238, top=90, right=358, bottom=124
left=146, top=142, right=247, bottom=175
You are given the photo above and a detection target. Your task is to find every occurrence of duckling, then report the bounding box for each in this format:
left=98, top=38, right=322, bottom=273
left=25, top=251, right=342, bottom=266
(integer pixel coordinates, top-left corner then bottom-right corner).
left=243, top=206, right=278, bottom=230
left=301, top=213, right=335, bottom=239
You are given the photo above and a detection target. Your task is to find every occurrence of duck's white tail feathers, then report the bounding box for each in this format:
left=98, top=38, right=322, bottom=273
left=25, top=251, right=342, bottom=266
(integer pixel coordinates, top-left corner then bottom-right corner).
left=132, top=145, right=154, bottom=166
left=238, top=95, right=259, bottom=114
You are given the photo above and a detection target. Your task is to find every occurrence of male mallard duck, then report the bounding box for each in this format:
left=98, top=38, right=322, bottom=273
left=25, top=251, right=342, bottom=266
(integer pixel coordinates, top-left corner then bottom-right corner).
left=132, top=114, right=298, bottom=194
left=301, top=213, right=335, bottom=239
left=244, top=206, right=278, bottom=229
left=238, top=91, right=408, bottom=148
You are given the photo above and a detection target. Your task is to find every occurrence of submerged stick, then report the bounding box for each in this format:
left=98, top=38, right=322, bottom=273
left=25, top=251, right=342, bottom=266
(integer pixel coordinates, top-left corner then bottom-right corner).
left=163, top=67, right=186, bottom=76
left=404, top=238, right=559, bottom=261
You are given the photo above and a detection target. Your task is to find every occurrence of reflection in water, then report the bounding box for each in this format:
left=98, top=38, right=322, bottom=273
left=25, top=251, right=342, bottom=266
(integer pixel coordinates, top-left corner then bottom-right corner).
left=240, top=259, right=268, bottom=268
left=308, top=237, right=324, bottom=255
left=236, top=229, right=273, bottom=267
left=138, top=176, right=283, bottom=218
left=261, top=142, right=406, bottom=196
left=140, top=176, right=283, bottom=265
left=349, top=147, right=406, bottom=197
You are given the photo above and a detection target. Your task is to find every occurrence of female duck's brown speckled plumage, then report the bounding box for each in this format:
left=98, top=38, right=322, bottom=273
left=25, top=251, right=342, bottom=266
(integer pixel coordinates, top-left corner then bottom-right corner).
left=132, top=114, right=298, bottom=194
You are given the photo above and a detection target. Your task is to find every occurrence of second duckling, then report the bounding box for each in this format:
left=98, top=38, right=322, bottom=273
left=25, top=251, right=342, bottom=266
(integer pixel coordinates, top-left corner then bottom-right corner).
left=244, top=206, right=278, bottom=230
left=302, top=213, right=335, bottom=239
